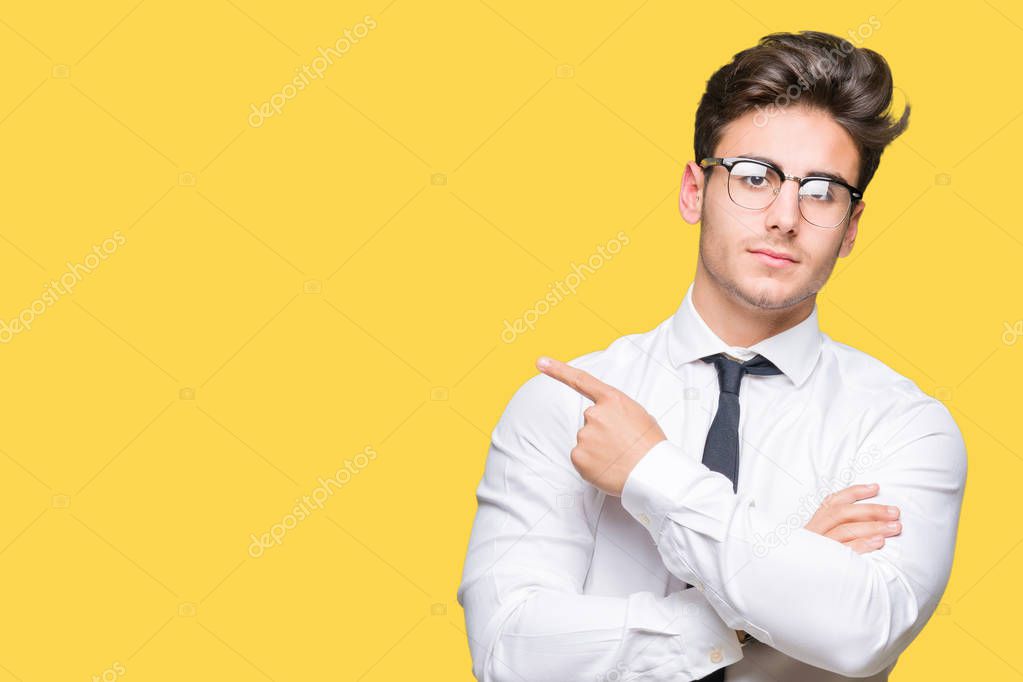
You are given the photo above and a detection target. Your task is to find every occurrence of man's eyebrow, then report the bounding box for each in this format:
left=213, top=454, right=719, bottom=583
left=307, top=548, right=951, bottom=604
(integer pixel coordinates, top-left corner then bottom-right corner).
left=737, top=153, right=853, bottom=185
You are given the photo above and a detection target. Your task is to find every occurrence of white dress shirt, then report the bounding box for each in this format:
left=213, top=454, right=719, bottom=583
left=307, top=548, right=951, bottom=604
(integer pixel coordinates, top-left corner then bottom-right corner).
left=457, top=281, right=967, bottom=681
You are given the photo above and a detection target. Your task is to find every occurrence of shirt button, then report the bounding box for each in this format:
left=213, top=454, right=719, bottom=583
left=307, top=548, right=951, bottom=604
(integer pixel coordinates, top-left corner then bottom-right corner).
left=710, top=648, right=723, bottom=664
left=637, top=513, right=650, bottom=526
left=695, top=581, right=705, bottom=593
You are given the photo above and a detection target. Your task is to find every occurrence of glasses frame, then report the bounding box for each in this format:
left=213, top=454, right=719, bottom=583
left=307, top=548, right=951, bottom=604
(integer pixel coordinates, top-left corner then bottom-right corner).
left=699, top=156, right=864, bottom=229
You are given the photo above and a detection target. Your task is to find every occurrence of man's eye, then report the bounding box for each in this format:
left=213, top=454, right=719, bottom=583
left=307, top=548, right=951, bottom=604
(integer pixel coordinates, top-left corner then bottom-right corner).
left=740, top=175, right=769, bottom=188
left=802, top=180, right=834, bottom=202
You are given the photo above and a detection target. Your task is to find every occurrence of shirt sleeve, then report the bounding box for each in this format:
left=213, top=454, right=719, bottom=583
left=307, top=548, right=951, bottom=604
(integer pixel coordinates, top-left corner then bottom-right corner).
left=456, top=371, right=743, bottom=681
left=620, top=397, right=968, bottom=678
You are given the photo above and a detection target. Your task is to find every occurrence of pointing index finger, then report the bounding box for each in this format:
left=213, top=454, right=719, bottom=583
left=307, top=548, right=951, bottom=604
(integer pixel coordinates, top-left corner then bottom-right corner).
left=537, top=356, right=612, bottom=402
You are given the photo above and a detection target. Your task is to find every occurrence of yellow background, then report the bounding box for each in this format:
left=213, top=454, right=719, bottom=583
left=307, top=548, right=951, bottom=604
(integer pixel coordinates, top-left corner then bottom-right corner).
left=0, top=1, right=1020, bottom=679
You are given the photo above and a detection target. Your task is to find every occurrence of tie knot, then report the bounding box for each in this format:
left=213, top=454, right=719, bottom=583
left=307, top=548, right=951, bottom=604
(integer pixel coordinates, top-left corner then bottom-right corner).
left=701, top=352, right=782, bottom=395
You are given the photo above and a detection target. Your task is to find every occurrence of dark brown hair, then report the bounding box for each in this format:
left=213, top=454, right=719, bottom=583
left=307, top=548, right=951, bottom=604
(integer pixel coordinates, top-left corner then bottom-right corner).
left=694, top=30, right=909, bottom=191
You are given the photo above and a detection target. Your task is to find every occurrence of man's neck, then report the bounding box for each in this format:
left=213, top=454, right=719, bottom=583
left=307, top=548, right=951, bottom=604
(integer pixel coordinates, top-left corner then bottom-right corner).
left=691, top=268, right=815, bottom=348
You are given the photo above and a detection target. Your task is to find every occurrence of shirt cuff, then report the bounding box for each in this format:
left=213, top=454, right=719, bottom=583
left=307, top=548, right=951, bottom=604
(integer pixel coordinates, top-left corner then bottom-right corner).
left=625, top=589, right=743, bottom=676
left=622, top=439, right=732, bottom=544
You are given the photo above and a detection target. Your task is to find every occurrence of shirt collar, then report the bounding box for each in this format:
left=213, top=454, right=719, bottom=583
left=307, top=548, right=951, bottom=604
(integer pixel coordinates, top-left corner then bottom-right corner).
left=667, top=281, right=822, bottom=388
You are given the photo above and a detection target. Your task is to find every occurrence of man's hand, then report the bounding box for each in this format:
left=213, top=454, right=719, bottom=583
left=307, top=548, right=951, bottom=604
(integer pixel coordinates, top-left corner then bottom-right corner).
left=805, top=483, right=902, bottom=553
left=537, top=356, right=666, bottom=496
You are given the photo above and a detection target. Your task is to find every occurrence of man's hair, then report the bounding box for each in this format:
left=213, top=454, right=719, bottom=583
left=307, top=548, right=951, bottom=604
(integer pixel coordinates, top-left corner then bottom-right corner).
left=694, top=30, right=909, bottom=191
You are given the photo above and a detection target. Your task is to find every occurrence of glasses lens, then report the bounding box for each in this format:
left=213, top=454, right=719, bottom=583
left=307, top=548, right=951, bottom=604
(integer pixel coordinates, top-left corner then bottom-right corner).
left=727, top=161, right=779, bottom=209
left=798, top=179, right=852, bottom=228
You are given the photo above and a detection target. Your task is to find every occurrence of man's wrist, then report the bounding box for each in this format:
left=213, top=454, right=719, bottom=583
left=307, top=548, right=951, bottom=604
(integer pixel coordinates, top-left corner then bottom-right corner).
left=622, top=438, right=735, bottom=546
left=622, top=439, right=701, bottom=532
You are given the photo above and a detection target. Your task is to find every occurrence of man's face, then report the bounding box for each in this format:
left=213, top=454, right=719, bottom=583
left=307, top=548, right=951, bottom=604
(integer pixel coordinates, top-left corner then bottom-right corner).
left=689, top=105, right=864, bottom=311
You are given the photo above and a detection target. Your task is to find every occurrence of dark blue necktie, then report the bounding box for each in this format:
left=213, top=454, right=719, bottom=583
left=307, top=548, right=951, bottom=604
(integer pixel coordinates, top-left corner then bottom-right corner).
left=699, top=352, right=783, bottom=492
left=693, top=352, right=782, bottom=681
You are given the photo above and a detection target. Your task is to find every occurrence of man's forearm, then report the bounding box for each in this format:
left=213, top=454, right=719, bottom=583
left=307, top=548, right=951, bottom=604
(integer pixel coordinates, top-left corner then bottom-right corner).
left=621, top=435, right=965, bottom=677
left=458, top=581, right=741, bottom=681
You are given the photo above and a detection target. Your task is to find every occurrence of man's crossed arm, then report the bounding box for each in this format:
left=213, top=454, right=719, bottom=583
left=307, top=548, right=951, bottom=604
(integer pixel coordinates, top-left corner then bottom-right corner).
left=534, top=355, right=967, bottom=676
left=456, top=357, right=965, bottom=680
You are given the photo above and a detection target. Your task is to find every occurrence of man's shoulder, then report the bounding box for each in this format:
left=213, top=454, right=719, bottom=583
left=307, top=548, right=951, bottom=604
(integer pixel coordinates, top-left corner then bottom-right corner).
left=564, top=323, right=665, bottom=379
left=499, top=322, right=668, bottom=434
left=821, top=334, right=964, bottom=446
left=823, top=334, right=930, bottom=398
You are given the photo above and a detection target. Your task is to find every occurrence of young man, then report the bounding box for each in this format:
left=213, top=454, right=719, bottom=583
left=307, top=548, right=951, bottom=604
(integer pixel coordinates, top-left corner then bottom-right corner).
left=456, top=31, right=966, bottom=681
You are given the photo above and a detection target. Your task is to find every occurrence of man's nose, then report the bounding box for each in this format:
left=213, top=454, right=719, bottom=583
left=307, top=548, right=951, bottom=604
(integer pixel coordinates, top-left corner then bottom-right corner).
left=764, top=180, right=801, bottom=233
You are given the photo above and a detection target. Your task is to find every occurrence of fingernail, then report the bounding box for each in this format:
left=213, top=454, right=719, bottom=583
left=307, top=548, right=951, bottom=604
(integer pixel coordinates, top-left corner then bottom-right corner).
left=869, top=483, right=879, bottom=490
left=886, top=522, right=900, bottom=531
left=871, top=535, right=884, bottom=544
left=537, top=356, right=550, bottom=370
left=887, top=506, right=899, bottom=517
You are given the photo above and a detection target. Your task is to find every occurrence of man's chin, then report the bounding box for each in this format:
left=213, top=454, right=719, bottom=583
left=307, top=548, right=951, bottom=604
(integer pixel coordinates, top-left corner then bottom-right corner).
left=733, top=279, right=806, bottom=310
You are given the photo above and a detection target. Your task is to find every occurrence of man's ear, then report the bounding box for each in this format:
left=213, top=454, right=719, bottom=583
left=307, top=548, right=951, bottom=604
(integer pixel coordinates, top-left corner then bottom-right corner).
left=838, top=200, right=865, bottom=258
left=679, top=161, right=705, bottom=225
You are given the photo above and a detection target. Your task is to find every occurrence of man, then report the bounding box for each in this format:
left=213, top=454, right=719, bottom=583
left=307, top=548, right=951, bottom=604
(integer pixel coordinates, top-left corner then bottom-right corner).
left=456, top=31, right=966, bottom=681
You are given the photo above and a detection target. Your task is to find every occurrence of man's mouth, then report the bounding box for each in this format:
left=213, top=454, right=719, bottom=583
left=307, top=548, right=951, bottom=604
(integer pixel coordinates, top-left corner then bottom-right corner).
left=749, top=248, right=798, bottom=267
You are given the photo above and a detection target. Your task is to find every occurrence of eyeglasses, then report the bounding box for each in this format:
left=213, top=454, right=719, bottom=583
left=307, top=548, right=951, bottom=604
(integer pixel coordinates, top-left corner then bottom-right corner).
left=699, top=157, right=864, bottom=229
